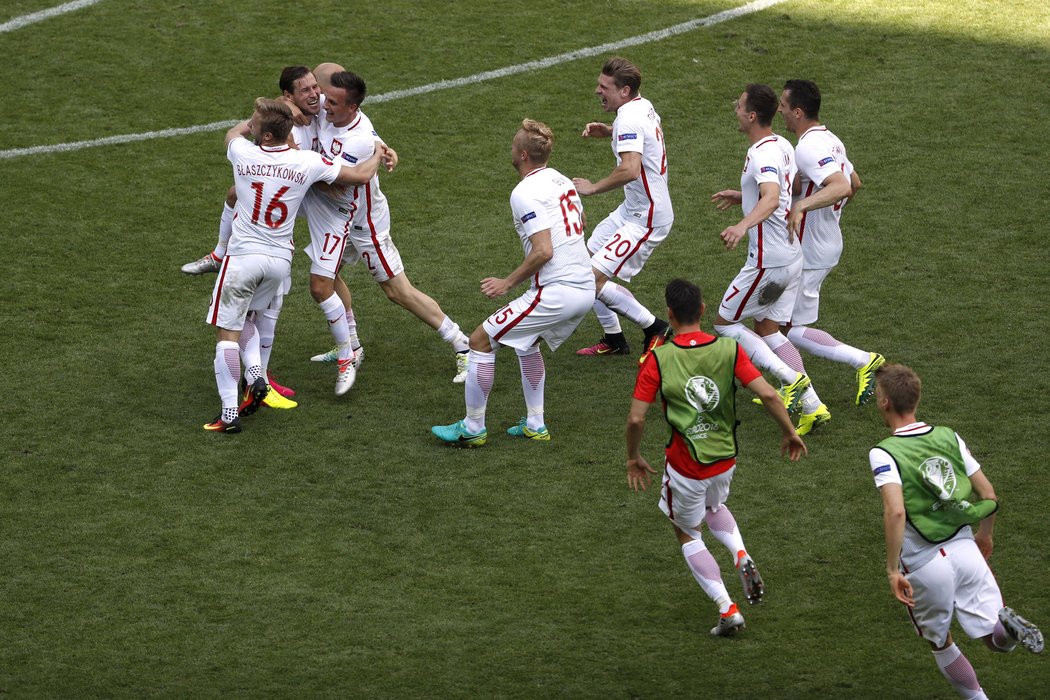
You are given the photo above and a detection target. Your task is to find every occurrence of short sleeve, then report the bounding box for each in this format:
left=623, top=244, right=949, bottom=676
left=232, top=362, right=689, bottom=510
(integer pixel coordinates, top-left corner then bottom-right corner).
left=751, top=146, right=783, bottom=186
left=796, top=142, right=842, bottom=188
left=955, top=433, right=981, bottom=476
left=613, top=112, right=646, bottom=155
left=869, top=447, right=901, bottom=488
left=632, top=353, right=661, bottom=403
left=227, top=137, right=249, bottom=164
left=510, top=187, right=553, bottom=237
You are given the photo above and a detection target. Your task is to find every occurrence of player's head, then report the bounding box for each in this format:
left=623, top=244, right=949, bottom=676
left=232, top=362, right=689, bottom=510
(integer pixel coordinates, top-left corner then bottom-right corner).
left=324, top=71, right=367, bottom=126
left=874, top=363, right=921, bottom=418
left=250, top=97, right=293, bottom=144
left=779, top=79, right=821, bottom=133
left=736, top=84, right=777, bottom=132
left=512, top=119, right=554, bottom=169
left=664, top=278, right=704, bottom=327
left=280, top=66, right=322, bottom=117
left=596, top=57, right=641, bottom=112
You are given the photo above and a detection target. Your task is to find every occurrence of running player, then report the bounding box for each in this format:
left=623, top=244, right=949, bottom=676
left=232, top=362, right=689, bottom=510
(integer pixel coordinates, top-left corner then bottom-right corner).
left=777, top=79, right=885, bottom=405
left=626, top=278, right=805, bottom=636
left=710, top=84, right=827, bottom=436
left=204, top=98, right=387, bottom=432
left=572, top=57, right=670, bottom=361
left=432, top=120, right=595, bottom=445
left=303, top=69, right=471, bottom=388
left=869, top=363, right=1043, bottom=698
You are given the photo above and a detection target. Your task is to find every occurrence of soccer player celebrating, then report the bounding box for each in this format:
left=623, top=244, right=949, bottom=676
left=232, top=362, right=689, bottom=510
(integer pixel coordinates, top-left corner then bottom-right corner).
left=204, top=98, right=386, bottom=432
left=303, top=68, right=472, bottom=389
left=869, top=364, right=1042, bottom=698
left=711, top=84, right=827, bottom=436
left=432, top=120, right=595, bottom=445
left=777, top=79, right=885, bottom=406
left=625, top=278, right=805, bottom=636
left=572, top=57, right=671, bottom=361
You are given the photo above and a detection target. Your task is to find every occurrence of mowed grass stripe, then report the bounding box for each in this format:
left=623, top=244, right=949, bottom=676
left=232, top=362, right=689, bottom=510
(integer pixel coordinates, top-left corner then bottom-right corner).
left=0, top=0, right=787, bottom=160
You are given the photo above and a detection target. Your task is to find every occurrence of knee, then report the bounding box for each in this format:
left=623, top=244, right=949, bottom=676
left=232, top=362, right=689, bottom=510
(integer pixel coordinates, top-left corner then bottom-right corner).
left=469, top=326, right=492, bottom=352
left=310, top=278, right=333, bottom=302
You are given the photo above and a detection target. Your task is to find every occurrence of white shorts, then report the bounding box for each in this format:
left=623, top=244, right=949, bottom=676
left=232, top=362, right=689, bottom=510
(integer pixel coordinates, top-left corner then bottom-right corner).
left=718, top=259, right=802, bottom=324
left=905, top=538, right=1003, bottom=647
left=342, top=225, right=405, bottom=283
left=301, top=188, right=353, bottom=279
left=587, top=210, right=672, bottom=283
left=658, top=464, right=735, bottom=532
left=205, top=254, right=291, bottom=331
left=482, top=284, right=595, bottom=352
left=791, top=267, right=833, bottom=326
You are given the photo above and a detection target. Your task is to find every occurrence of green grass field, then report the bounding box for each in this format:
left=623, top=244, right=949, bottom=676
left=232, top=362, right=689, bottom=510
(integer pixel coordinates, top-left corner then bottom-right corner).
left=2, top=0, right=1049, bottom=696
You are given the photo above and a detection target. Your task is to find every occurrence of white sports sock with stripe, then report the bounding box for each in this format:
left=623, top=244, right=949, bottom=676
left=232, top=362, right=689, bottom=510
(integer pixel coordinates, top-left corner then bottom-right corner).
left=714, top=323, right=797, bottom=384
left=464, top=349, right=496, bottom=434
left=515, top=345, right=545, bottom=430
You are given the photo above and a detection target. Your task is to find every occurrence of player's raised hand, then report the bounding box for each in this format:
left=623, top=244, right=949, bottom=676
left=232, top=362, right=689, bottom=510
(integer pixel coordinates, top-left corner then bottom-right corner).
left=572, top=177, right=597, bottom=196
left=480, top=277, right=511, bottom=299
left=888, top=571, right=915, bottom=607
left=581, top=122, right=613, bottom=138
left=627, top=456, right=656, bottom=492
left=780, top=433, right=807, bottom=461
left=719, top=223, right=748, bottom=250
left=711, top=189, right=742, bottom=211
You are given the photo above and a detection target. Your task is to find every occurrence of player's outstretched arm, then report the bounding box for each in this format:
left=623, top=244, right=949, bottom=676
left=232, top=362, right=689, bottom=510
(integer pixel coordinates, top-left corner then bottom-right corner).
left=581, top=122, right=613, bottom=138
left=334, top=143, right=388, bottom=185
left=880, top=484, right=914, bottom=606
left=711, top=189, right=743, bottom=210
left=573, top=151, right=641, bottom=196
left=625, top=398, right=656, bottom=491
left=720, top=182, right=778, bottom=249
left=480, top=229, right=553, bottom=298
left=787, top=171, right=852, bottom=237
left=747, top=375, right=806, bottom=460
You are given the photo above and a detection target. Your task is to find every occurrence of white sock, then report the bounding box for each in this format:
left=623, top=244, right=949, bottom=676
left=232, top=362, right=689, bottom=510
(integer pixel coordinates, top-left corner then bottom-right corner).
left=714, top=323, right=797, bottom=384
left=257, top=307, right=279, bottom=374
left=703, top=506, right=747, bottom=562
left=438, top=316, right=470, bottom=353
left=319, top=293, right=352, bottom=361
left=239, top=315, right=263, bottom=382
left=214, top=341, right=240, bottom=412
left=598, top=282, right=656, bottom=328
left=787, top=325, right=870, bottom=368
left=593, top=299, right=622, bottom=334
left=464, top=349, right=496, bottom=433
left=932, top=644, right=986, bottom=699
left=214, top=202, right=234, bottom=259
left=681, top=539, right=733, bottom=614
left=345, top=308, right=361, bottom=351
left=516, top=346, right=545, bottom=429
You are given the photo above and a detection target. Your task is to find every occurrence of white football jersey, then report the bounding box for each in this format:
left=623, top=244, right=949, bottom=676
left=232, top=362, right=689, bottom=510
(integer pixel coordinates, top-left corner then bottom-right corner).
left=316, top=109, right=390, bottom=235
left=227, top=138, right=342, bottom=261
left=510, top=167, right=595, bottom=290
left=611, top=96, right=673, bottom=227
left=741, top=134, right=799, bottom=269
left=291, top=118, right=318, bottom=152
left=794, top=126, right=854, bottom=269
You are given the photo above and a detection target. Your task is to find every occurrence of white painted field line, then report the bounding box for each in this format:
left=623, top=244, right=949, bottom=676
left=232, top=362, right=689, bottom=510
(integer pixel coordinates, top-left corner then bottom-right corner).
left=0, top=0, right=102, bottom=34
left=0, top=0, right=786, bottom=160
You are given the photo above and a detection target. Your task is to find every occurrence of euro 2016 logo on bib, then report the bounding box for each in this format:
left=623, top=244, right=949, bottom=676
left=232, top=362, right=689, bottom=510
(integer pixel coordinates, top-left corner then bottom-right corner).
left=685, top=376, right=719, bottom=414
left=920, top=456, right=957, bottom=508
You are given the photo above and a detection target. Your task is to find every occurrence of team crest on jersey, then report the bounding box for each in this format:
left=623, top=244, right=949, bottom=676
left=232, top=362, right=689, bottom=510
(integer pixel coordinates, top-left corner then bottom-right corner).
left=617, top=133, right=637, bottom=141
left=818, top=156, right=835, bottom=166
left=520, top=211, right=537, bottom=224
left=331, top=139, right=343, bottom=156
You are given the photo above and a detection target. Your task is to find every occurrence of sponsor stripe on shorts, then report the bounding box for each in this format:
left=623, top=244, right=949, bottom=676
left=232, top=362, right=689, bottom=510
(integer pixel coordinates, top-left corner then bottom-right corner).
left=209, top=257, right=232, bottom=326
left=493, top=288, right=543, bottom=341
left=729, top=267, right=765, bottom=322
